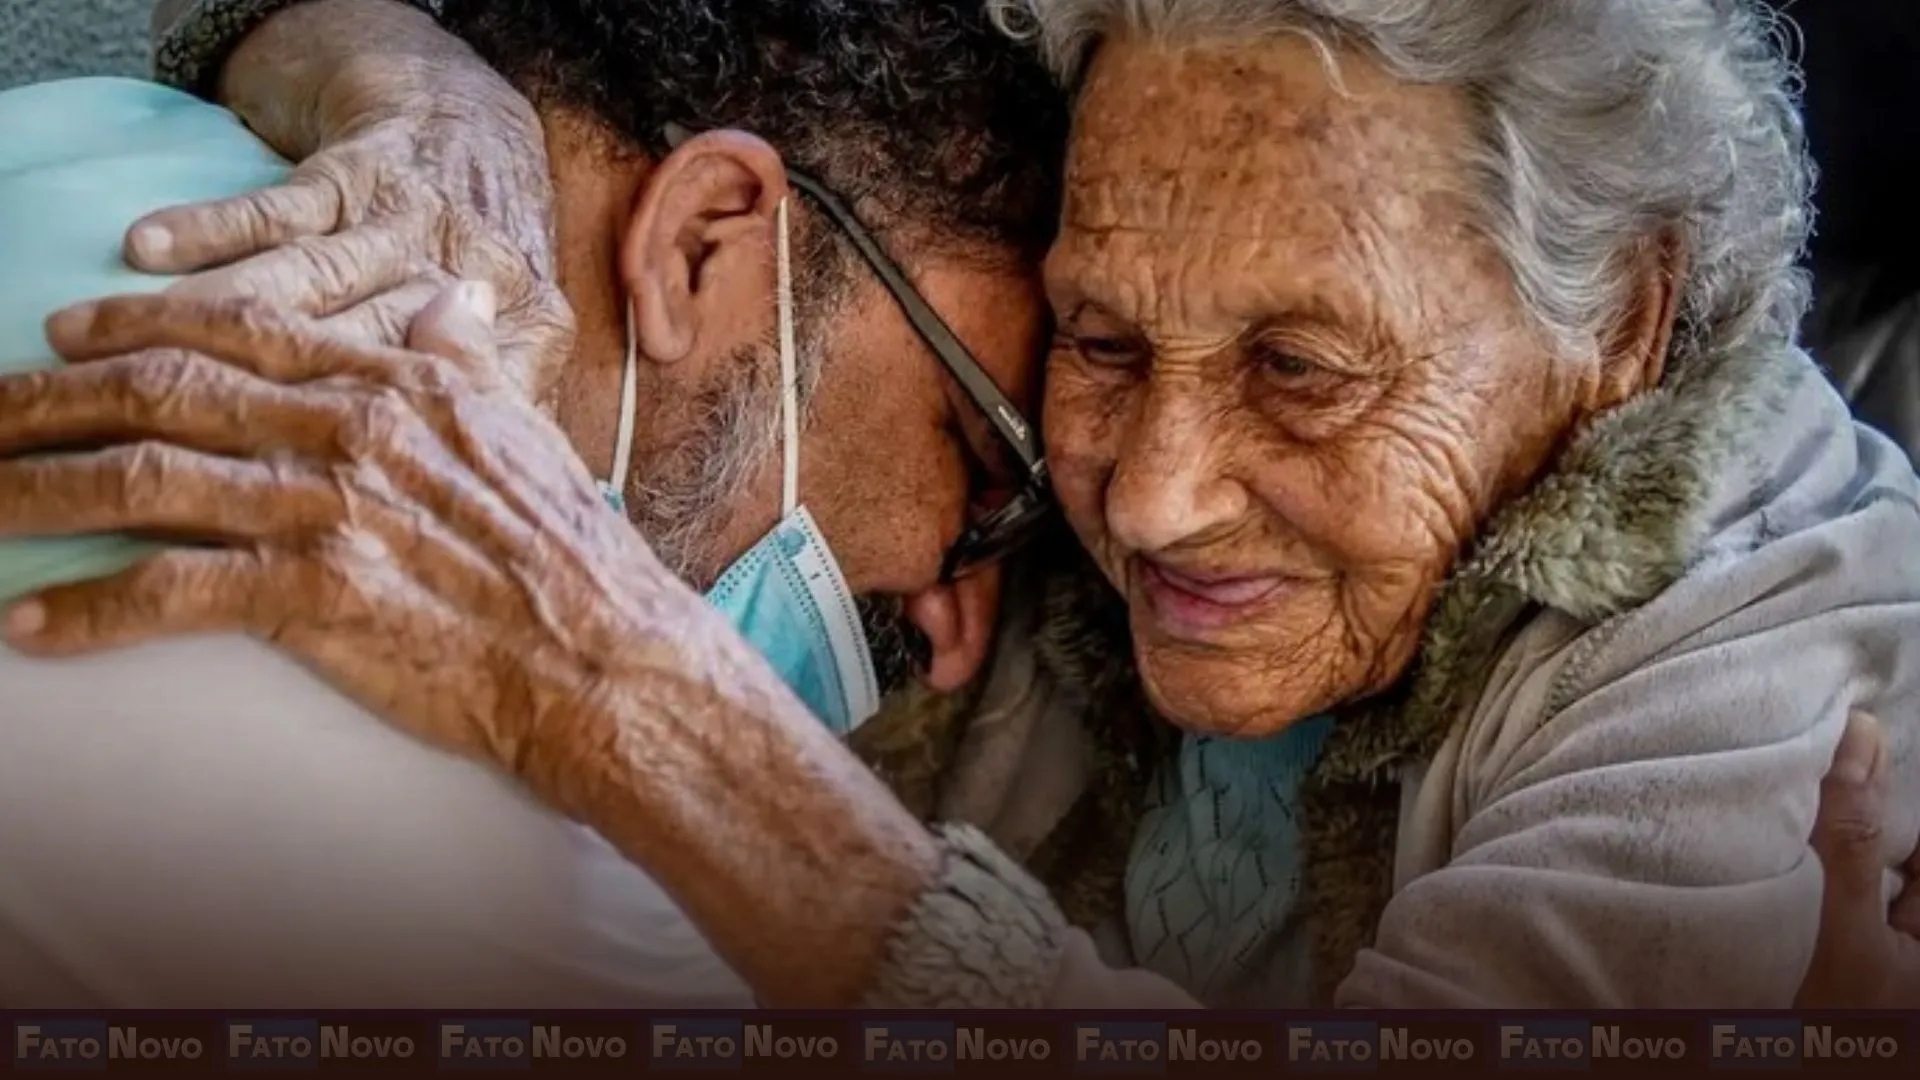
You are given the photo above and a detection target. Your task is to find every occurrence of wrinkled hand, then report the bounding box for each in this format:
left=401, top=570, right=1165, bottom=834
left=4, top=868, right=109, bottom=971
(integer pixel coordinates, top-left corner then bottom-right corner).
left=1797, top=712, right=1920, bottom=1007
left=1, top=288, right=697, bottom=777
left=124, top=53, right=572, bottom=398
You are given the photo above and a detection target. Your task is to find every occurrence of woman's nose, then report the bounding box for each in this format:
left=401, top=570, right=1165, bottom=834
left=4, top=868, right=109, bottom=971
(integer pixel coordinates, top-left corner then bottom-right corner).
left=1104, top=388, right=1248, bottom=554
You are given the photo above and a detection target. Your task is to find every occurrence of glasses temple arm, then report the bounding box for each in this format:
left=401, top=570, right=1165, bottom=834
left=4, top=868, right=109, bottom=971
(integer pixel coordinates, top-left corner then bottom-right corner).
left=662, top=124, right=1043, bottom=476
left=784, top=170, right=1045, bottom=475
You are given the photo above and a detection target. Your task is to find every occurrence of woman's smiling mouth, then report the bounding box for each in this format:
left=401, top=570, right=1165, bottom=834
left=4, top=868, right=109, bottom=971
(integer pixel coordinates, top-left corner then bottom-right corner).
left=1135, top=557, right=1298, bottom=636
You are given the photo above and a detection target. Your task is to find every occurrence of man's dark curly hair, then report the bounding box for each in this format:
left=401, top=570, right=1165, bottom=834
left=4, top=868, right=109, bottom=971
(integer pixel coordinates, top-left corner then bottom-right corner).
left=440, top=0, right=1069, bottom=262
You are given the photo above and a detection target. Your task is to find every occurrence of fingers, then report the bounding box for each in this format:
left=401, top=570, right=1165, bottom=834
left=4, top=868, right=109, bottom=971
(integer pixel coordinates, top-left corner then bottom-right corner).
left=1812, top=711, right=1890, bottom=909
left=0, top=352, right=338, bottom=459
left=45, top=295, right=424, bottom=387
left=125, top=172, right=344, bottom=273
left=317, top=279, right=505, bottom=386
left=0, top=445, right=343, bottom=542
left=495, top=286, right=577, bottom=400
left=2, top=548, right=273, bottom=658
left=408, top=281, right=500, bottom=371
left=1893, top=881, right=1920, bottom=939
left=1797, top=711, right=1892, bottom=1008
left=427, top=211, right=570, bottom=397
left=322, top=277, right=452, bottom=349
left=161, top=219, right=429, bottom=321
left=1895, top=825, right=1920, bottom=938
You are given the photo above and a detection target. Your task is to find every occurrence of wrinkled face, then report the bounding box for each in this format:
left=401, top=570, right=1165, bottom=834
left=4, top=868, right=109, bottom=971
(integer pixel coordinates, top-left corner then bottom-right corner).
left=1044, top=39, right=1606, bottom=737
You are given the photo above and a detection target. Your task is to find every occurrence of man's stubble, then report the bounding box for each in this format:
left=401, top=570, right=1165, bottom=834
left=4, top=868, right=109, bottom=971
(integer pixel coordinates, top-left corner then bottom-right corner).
left=625, top=324, right=931, bottom=699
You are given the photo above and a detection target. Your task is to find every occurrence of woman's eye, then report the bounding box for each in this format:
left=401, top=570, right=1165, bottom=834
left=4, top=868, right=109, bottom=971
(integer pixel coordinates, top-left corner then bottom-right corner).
left=1252, top=343, right=1319, bottom=379
left=1071, top=335, right=1145, bottom=367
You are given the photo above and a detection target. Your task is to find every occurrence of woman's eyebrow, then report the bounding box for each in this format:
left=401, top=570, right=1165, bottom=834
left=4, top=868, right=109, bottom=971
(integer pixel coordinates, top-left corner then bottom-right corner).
left=1236, top=286, right=1405, bottom=360
left=1053, top=298, right=1131, bottom=330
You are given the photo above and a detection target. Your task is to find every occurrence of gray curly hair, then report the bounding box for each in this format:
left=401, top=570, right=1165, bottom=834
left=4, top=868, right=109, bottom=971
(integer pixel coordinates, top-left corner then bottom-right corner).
left=988, top=0, right=1816, bottom=376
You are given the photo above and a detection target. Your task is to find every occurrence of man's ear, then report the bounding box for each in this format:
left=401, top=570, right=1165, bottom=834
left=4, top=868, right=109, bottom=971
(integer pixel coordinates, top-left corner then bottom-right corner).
left=621, top=130, right=791, bottom=364
left=904, top=567, right=1003, bottom=693
left=1591, top=228, right=1690, bottom=411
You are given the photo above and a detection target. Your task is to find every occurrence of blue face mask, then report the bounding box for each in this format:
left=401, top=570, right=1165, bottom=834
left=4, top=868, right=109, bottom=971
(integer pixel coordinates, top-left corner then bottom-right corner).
left=701, top=505, right=879, bottom=735
left=599, top=199, right=881, bottom=735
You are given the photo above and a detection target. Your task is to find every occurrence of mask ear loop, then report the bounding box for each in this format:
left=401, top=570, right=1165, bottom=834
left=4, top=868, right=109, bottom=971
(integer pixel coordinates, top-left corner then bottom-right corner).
left=775, top=197, right=800, bottom=517
left=601, top=300, right=641, bottom=514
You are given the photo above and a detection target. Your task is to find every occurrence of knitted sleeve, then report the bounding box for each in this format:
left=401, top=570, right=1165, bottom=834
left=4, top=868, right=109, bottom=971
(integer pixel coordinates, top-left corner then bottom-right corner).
left=151, top=0, right=445, bottom=98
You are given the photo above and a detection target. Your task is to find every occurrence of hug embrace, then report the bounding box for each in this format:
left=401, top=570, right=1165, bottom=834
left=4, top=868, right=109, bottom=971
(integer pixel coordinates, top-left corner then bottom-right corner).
left=0, top=0, right=1915, bottom=1009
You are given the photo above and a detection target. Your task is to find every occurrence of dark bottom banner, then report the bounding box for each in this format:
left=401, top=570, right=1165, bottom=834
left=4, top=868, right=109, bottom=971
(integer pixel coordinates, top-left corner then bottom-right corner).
left=3, top=1011, right=1914, bottom=1073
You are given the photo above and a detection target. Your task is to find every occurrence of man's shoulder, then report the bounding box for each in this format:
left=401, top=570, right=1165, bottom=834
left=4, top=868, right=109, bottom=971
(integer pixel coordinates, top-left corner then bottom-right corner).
left=0, top=78, right=273, bottom=174
left=0, top=78, right=287, bottom=606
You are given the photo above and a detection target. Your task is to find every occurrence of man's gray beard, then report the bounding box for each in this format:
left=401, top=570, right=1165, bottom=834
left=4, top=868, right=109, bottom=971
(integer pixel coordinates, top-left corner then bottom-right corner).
left=625, top=344, right=930, bottom=699
left=855, top=592, right=935, bottom=700
left=627, top=343, right=783, bottom=587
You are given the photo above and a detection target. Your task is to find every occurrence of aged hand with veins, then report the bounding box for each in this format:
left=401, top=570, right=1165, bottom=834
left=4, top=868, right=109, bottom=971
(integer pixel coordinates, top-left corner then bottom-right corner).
left=131, top=0, right=572, bottom=397
left=2, top=285, right=634, bottom=763
left=0, top=286, right=943, bottom=1007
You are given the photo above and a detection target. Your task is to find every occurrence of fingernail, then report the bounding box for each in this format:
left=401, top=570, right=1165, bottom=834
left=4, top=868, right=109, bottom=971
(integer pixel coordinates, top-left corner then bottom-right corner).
left=460, top=280, right=498, bottom=324
left=43, top=302, right=97, bottom=346
left=127, top=223, right=173, bottom=265
left=1833, top=711, right=1883, bottom=786
left=4, top=601, right=45, bottom=641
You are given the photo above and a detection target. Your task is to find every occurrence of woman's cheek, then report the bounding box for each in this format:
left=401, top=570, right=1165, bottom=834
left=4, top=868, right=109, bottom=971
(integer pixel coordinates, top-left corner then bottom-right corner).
left=1044, top=360, right=1131, bottom=544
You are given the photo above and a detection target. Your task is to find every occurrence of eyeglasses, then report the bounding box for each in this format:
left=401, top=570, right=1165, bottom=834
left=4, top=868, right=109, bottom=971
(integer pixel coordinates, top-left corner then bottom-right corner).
left=664, top=124, right=1056, bottom=582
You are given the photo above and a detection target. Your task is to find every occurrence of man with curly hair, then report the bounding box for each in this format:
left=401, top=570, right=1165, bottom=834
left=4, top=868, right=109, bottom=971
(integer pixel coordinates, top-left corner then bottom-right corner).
left=0, top=0, right=1066, bottom=1006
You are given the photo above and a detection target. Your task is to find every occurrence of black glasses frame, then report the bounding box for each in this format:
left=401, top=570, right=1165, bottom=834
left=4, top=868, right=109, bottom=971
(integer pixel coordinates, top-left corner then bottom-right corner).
left=664, top=124, right=1056, bottom=582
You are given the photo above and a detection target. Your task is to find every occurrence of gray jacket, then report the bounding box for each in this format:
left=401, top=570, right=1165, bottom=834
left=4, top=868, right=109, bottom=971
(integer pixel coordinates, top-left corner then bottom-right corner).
left=938, top=319, right=1920, bottom=1008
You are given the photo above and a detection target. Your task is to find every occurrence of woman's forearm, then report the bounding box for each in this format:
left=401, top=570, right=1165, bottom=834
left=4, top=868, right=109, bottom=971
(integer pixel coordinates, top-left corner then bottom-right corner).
left=514, top=601, right=949, bottom=1007
left=149, top=0, right=506, bottom=162
left=216, top=0, right=499, bottom=160
left=137, top=0, right=563, bottom=383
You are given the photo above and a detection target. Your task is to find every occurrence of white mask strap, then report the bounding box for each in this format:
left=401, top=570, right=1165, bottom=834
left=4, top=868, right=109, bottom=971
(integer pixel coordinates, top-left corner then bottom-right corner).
left=605, top=207, right=795, bottom=518
left=606, top=300, right=640, bottom=509
left=775, top=197, right=800, bottom=517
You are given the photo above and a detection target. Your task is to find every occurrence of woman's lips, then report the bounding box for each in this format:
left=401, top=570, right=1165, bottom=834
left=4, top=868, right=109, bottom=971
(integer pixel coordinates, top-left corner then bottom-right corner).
left=1136, top=558, right=1293, bottom=635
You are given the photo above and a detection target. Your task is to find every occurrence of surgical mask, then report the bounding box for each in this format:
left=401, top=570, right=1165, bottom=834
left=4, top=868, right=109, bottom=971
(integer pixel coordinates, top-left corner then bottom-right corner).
left=598, top=199, right=881, bottom=736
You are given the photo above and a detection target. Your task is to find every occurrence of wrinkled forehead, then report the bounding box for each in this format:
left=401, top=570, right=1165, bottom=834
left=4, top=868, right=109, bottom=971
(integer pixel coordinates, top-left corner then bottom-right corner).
left=1052, top=37, right=1484, bottom=329
left=1063, top=37, right=1473, bottom=232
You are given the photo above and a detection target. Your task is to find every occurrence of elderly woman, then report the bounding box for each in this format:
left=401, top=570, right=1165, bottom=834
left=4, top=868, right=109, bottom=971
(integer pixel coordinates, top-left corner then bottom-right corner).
left=5, top=0, right=1918, bottom=1008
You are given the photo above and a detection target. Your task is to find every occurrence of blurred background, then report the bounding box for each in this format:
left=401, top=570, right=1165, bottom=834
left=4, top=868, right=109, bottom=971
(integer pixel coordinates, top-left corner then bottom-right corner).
left=1, top=0, right=1913, bottom=456
left=0, top=0, right=149, bottom=87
